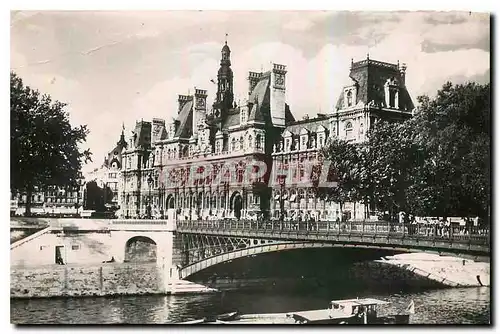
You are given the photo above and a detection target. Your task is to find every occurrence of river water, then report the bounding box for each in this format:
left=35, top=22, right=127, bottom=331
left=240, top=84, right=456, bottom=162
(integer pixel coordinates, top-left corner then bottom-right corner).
left=11, top=286, right=490, bottom=324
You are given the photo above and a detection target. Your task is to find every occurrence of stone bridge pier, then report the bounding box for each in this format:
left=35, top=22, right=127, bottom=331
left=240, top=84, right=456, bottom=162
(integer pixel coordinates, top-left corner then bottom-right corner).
left=110, top=209, right=180, bottom=287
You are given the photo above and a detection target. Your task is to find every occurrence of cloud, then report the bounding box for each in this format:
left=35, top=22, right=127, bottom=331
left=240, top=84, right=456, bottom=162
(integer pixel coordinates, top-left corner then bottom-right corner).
left=421, top=19, right=490, bottom=51
left=283, top=18, right=315, bottom=32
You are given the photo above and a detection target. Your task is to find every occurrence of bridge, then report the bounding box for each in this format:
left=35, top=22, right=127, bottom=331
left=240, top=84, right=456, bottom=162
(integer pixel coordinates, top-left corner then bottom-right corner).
left=174, top=219, right=490, bottom=278
left=10, top=212, right=490, bottom=281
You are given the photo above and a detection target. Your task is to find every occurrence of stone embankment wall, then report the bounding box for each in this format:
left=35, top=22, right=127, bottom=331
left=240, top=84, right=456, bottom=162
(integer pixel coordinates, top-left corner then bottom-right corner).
left=11, top=263, right=164, bottom=299
left=376, top=253, right=490, bottom=287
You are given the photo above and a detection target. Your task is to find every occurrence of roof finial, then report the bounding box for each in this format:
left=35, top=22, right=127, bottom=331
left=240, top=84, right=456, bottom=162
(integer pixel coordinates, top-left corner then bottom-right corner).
left=225, top=33, right=228, bottom=45
left=122, top=122, right=125, bottom=131
left=367, top=52, right=370, bottom=60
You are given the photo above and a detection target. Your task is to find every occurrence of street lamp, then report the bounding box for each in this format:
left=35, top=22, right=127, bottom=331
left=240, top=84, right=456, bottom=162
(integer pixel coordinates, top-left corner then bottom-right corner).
left=147, top=172, right=154, bottom=219
left=280, top=181, right=285, bottom=221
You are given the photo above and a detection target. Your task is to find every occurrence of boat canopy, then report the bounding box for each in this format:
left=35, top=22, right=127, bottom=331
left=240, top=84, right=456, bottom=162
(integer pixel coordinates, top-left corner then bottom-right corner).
left=330, top=298, right=390, bottom=307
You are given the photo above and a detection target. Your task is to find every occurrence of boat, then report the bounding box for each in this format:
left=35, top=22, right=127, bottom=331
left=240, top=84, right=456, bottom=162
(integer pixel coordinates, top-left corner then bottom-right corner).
left=216, top=311, right=239, bottom=321
left=176, top=298, right=414, bottom=324
left=176, top=318, right=207, bottom=324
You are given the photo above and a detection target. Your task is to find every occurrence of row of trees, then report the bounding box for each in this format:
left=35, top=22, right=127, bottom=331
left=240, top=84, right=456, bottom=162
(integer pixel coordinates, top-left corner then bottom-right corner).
left=11, top=72, right=92, bottom=215
left=317, top=82, right=490, bottom=222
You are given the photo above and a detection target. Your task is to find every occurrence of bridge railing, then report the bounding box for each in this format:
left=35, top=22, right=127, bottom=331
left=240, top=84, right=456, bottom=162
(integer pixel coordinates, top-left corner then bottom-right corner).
left=176, top=219, right=490, bottom=245
left=112, top=219, right=169, bottom=225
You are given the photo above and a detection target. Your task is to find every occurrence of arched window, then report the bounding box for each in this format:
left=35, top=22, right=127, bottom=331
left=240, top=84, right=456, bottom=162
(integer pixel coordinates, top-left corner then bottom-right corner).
left=345, top=122, right=353, bottom=140
left=204, top=193, right=210, bottom=208
left=256, top=134, right=262, bottom=149
left=231, top=138, right=236, bottom=151
left=216, top=141, right=221, bottom=154
left=211, top=193, right=217, bottom=209
left=248, top=135, right=253, bottom=148
left=239, top=136, right=244, bottom=150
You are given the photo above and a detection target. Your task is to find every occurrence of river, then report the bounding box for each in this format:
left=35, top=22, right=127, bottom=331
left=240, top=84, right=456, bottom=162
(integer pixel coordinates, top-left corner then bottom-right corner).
left=11, top=285, right=490, bottom=324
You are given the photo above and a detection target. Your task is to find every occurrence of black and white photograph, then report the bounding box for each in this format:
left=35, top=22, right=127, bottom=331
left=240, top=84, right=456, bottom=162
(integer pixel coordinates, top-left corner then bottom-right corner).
left=9, top=9, right=491, bottom=325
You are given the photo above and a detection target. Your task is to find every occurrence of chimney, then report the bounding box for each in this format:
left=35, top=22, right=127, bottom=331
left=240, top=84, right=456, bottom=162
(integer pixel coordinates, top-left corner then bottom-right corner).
left=194, top=88, right=208, bottom=111
left=193, top=88, right=207, bottom=135
left=270, top=63, right=287, bottom=128
left=248, top=71, right=262, bottom=96
left=178, top=94, right=193, bottom=114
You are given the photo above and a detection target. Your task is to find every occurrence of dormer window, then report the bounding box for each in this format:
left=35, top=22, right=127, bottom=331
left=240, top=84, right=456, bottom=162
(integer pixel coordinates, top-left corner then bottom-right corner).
left=301, top=136, right=307, bottom=150
left=285, top=138, right=291, bottom=151
left=385, top=78, right=400, bottom=109
left=318, top=134, right=324, bottom=148
left=343, top=85, right=357, bottom=109
left=216, top=141, right=221, bottom=154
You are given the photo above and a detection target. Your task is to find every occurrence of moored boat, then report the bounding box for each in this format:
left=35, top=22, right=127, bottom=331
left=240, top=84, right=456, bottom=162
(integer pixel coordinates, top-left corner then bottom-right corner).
left=175, top=298, right=415, bottom=324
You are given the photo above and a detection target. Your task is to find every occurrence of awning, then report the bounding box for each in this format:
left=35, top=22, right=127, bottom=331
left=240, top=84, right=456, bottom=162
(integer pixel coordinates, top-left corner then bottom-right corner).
left=274, top=194, right=281, bottom=200
left=289, top=194, right=297, bottom=202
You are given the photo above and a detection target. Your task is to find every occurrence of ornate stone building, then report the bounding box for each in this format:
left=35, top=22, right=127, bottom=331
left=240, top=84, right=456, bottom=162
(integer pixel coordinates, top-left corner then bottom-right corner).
left=119, top=42, right=414, bottom=221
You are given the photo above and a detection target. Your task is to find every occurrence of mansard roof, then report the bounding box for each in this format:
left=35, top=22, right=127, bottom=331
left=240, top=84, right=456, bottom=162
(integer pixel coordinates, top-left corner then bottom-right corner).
left=335, top=58, right=414, bottom=111
left=174, top=99, right=194, bottom=138
left=133, top=120, right=152, bottom=148
left=248, top=71, right=271, bottom=123
left=222, top=108, right=240, bottom=129
left=284, top=116, right=330, bottom=136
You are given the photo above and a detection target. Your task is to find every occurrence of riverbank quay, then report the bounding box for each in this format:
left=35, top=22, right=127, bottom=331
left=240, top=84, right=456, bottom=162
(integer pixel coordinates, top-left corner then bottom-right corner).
left=376, top=253, right=490, bottom=287
left=10, top=262, right=216, bottom=299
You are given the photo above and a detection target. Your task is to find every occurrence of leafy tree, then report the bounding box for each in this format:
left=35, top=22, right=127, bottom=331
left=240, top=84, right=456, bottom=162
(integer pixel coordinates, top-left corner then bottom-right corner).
left=10, top=72, right=92, bottom=215
left=317, top=137, right=362, bottom=220
left=366, top=121, right=421, bottom=220
left=410, top=82, right=490, bottom=220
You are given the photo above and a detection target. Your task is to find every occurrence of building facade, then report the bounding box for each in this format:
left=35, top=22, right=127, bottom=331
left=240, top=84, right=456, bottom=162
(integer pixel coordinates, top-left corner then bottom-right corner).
left=119, top=42, right=414, bottom=221
left=85, top=127, right=128, bottom=210
left=11, top=184, right=84, bottom=217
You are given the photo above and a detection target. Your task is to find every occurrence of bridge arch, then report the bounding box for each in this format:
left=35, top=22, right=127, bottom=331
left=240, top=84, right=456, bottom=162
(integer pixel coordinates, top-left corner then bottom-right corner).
left=124, top=235, right=158, bottom=263
left=179, top=241, right=412, bottom=278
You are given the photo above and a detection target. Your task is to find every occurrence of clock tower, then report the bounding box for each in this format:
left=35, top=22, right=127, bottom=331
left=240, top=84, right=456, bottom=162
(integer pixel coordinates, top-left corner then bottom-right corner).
left=213, top=39, right=234, bottom=123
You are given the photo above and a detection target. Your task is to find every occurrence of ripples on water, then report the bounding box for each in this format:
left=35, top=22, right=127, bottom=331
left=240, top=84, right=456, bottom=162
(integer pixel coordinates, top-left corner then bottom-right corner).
left=11, top=287, right=490, bottom=324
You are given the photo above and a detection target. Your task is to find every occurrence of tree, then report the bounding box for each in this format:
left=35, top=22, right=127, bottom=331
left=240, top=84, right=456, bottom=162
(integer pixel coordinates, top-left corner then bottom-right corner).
left=317, top=137, right=362, bottom=220
left=83, top=181, right=113, bottom=212
left=10, top=72, right=92, bottom=215
left=410, top=82, right=490, bottom=220
left=366, top=121, right=421, bottom=220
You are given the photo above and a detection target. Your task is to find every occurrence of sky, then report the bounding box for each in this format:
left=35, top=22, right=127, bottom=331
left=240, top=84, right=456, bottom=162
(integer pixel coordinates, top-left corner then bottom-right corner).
left=10, top=10, right=490, bottom=173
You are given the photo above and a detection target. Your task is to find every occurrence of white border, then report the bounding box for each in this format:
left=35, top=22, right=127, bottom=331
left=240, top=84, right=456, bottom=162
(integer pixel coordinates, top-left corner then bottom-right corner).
left=4, top=1, right=497, bottom=333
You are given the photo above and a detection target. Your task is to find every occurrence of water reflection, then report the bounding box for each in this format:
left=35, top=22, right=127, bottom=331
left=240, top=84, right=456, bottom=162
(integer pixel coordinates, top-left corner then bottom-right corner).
left=11, top=287, right=489, bottom=324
